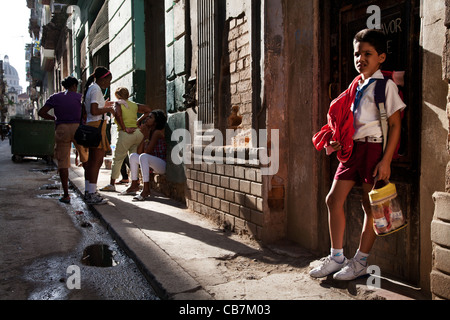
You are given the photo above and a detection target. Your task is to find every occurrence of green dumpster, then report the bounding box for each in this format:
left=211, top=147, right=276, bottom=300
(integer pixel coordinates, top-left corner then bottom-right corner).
left=10, top=118, right=55, bottom=163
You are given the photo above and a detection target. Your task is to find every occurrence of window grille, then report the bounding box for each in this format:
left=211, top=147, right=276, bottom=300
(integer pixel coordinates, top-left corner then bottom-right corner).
left=197, top=0, right=218, bottom=127
left=88, top=0, right=109, bottom=57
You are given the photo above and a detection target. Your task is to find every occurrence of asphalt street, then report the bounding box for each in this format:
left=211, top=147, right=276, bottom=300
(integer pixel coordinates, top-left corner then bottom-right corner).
left=0, top=139, right=157, bottom=300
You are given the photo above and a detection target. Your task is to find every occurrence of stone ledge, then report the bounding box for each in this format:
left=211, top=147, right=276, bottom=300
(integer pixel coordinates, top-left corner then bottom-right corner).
left=434, top=245, right=450, bottom=274
left=431, top=219, right=450, bottom=248
left=431, top=270, right=450, bottom=300
left=433, top=192, right=450, bottom=222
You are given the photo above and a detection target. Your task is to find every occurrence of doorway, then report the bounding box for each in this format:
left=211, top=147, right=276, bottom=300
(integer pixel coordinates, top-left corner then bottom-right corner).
left=144, top=1, right=166, bottom=108
left=324, top=0, right=421, bottom=285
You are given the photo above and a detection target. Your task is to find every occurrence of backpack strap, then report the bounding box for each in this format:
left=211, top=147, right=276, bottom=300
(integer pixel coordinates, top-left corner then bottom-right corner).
left=374, top=77, right=388, bottom=152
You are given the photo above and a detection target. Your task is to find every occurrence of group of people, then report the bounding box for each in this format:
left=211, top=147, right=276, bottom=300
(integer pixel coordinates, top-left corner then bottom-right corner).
left=38, top=66, right=167, bottom=205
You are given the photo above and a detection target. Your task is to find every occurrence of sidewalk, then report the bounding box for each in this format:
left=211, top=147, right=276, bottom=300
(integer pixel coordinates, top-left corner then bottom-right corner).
left=68, top=159, right=425, bottom=300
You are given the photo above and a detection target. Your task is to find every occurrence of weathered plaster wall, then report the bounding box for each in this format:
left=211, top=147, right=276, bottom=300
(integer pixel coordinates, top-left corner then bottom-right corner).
left=421, top=0, right=450, bottom=292
left=109, top=0, right=134, bottom=95
left=263, top=0, right=321, bottom=249
left=430, top=0, right=450, bottom=300
left=108, top=0, right=146, bottom=102
left=261, top=0, right=288, bottom=243
left=285, top=0, right=321, bottom=250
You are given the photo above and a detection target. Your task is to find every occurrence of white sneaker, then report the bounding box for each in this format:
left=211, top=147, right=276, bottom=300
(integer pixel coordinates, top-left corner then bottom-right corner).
left=309, top=256, right=348, bottom=278
left=86, top=193, right=108, bottom=205
left=333, top=258, right=368, bottom=281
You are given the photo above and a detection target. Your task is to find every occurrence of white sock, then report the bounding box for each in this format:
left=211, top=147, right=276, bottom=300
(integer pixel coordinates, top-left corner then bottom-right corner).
left=85, top=180, right=90, bottom=193
left=330, top=248, right=345, bottom=263
left=89, top=183, right=97, bottom=194
left=354, top=250, right=369, bottom=266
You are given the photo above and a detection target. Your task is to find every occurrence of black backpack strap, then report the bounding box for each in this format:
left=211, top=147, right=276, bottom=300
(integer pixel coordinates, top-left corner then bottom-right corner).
left=374, top=77, right=388, bottom=152
left=374, top=77, right=387, bottom=106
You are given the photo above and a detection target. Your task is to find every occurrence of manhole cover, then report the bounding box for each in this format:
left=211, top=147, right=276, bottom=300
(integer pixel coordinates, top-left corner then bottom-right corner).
left=81, top=244, right=119, bottom=267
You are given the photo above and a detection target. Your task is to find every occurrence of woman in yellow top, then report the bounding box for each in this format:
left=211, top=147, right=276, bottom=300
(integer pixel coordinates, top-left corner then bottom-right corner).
left=100, top=87, right=152, bottom=192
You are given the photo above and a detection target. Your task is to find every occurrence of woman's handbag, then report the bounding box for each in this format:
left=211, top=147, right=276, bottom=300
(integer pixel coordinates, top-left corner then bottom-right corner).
left=74, top=116, right=104, bottom=148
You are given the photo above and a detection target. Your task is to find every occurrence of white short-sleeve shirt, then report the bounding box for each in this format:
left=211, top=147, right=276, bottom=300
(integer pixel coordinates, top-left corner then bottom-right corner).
left=351, top=70, right=406, bottom=141
left=84, top=82, right=105, bottom=123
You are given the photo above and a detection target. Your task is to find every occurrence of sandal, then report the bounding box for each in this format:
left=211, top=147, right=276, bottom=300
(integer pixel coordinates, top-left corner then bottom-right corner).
left=132, top=194, right=150, bottom=202
left=59, top=196, right=71, bottom=204
left=117, top=179, right=129, bottom=185
left=120, top=189, right=138, bottom=196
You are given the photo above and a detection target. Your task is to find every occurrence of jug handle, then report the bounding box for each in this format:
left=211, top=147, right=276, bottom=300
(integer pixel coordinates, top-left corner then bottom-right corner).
left=372, top=176, right=390, bottom=191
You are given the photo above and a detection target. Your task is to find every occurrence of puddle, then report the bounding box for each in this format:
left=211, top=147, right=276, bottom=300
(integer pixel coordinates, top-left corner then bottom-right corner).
left=81, top=244, right=119, bottom=267
left=29, top=167, right=57, bottom=174
left=38, top=192, right=61, bottom=199
left=40, top=183, right=61, bottom=190
left=80, top=222, right=92, bottom=228
left=19, top=160, right=158, bottom=300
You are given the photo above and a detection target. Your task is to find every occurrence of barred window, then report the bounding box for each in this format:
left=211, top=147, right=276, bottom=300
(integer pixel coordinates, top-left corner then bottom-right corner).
left=197, top=0, right=219, bottom=128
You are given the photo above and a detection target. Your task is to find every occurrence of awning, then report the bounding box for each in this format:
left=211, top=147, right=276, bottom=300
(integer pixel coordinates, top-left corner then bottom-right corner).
left=88, top=0, right=109, bottom=56
left=80, top=37, right=87, bottom=71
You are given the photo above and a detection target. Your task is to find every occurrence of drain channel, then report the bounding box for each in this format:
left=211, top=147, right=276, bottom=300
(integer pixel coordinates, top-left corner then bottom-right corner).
left=81, top=244, right=119, bottom=267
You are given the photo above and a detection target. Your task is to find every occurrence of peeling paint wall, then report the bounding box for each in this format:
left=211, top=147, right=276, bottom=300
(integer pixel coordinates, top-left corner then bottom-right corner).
left=421, top=0, right=450, bottom=293
left=261, top=0, right=288, bottom=242
left=430, top=0, right=450, bottom=299
left=262, top=0, right=322, bottom=247
left=285, top=0, right=321, bottom=250
left=109, top=0, right=146, bottom=102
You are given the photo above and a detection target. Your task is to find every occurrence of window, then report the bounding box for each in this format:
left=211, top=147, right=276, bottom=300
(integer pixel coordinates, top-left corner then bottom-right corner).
left=197, top=0, right=219, bottom=128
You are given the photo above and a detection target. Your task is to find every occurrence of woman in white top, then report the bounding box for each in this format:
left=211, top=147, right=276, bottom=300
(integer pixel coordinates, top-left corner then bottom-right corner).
left=82, top=66, right=115, bottom=205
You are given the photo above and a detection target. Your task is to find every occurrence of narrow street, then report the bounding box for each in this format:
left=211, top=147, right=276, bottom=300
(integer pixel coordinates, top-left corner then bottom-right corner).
left=0, top=139, right=158, bottom=300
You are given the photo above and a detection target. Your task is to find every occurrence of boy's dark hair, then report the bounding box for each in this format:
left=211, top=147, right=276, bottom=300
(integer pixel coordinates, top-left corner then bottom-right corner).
left=354, top=29, right=387, bottom=55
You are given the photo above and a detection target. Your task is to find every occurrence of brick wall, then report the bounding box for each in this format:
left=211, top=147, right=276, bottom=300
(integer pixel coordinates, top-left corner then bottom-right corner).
left=228, top=15, right=252, bottom=132
left=182, top=13, right=265, bottom=238
left=185, top=162, right=263, bottom=239
left=149, top=173, right=186, bottom=204
left=226, top=14, right=254, bottom=147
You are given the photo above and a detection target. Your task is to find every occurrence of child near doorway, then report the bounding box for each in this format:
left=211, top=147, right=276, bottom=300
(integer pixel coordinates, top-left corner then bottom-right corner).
left=310, top=29, right=406, bottom=280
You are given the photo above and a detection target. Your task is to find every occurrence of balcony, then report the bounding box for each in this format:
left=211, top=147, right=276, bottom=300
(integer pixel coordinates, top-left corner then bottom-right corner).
left=40, top=48, right=55, bottom=72
left=29, top=56, right=43, bottom=81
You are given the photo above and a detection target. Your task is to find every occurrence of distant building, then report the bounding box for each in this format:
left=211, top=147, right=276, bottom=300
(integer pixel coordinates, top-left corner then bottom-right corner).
left=3, top=55, right=23, bottom=94
left=2, top=55, right=30, bottom=120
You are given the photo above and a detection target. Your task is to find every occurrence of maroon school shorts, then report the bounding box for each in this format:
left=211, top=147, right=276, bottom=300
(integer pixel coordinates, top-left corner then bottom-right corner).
left=334, top=141, right=383, bottom=185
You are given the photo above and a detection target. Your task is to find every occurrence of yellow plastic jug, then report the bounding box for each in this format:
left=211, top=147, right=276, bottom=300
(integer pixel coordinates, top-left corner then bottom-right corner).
left=368, top=181, right=407, bottom=236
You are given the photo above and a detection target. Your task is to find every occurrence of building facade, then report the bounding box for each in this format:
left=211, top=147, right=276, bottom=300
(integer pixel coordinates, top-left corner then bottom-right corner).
left=27, top=0, right=450, bottom=298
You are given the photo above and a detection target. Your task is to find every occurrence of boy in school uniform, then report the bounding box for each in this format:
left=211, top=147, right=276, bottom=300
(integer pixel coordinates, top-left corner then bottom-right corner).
left=310, top=29, right=406, bottom=280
